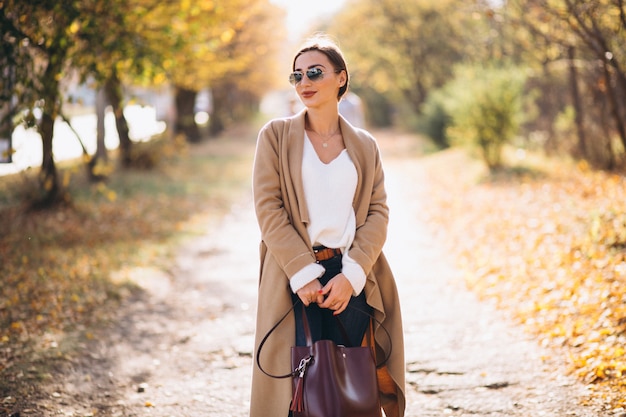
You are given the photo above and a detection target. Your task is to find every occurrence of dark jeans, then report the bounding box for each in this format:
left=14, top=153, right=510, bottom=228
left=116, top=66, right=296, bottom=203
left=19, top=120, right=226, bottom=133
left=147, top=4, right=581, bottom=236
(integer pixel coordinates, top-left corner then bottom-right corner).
left=291, top=255, right=372, bottom=348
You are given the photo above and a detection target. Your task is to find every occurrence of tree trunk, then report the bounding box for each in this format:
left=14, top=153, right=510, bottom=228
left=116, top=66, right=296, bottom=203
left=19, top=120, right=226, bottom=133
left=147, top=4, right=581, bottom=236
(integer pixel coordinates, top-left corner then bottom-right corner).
left=609, top=60, right=626, bottom=152
left=104, top=71, right=132, bottom=168
left=174, top=86, right=200, bottom=142
left=0, top=102, right=12, bottom=163
left=567, top=46, right=587, bottom=158
left=39, top=111, right=57, bottom=198
left=602, top=59, right=626, bottom=162
left=35, top=60, right=63, bottom=208
left=95, top=87, right=107, bottom=161
left=88, top=87, right=109, bottom=181
left=0, top=63, right=15, bottom=163
left=209, top=83, right=231, bottom=137
left=540, top=62, right=558, bottom=155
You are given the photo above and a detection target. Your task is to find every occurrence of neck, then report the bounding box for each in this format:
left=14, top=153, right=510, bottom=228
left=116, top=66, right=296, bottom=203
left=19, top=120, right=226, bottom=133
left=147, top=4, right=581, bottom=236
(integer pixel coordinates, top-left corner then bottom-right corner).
left=305, top=107, right=340, bottom=136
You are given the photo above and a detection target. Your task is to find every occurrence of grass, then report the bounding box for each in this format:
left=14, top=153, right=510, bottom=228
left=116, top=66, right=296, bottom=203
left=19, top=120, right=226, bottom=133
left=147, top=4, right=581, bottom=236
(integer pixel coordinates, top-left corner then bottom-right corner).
left=0, top=125, right=258, bottom=398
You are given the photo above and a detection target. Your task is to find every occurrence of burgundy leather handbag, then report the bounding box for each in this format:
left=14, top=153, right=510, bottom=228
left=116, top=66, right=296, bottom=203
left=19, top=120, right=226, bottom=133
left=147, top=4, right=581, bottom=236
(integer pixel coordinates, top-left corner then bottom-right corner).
left=256, top=302, right=391, bottom=417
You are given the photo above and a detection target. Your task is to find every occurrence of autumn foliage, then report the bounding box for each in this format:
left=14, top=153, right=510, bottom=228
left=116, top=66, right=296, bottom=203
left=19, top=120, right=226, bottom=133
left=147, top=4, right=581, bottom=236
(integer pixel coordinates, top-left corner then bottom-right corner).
left=421, top=148, right=626, bottom=408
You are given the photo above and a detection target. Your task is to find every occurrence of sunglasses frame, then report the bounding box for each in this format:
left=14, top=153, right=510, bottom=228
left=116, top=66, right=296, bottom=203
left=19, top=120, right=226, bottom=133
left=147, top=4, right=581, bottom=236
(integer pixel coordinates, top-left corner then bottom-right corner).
left=289, top=68, right=341, bottom=85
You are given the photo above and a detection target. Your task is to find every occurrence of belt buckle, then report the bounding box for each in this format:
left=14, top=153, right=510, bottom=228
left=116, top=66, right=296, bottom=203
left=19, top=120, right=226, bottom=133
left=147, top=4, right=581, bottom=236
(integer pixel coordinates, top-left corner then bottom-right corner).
left=313, top=246, right=330, bottom=263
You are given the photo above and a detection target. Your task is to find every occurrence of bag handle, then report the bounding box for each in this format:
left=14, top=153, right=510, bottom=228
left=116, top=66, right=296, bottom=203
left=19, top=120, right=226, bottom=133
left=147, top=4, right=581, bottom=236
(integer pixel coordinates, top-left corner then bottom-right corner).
left=301, top=303, right=352, bottom=348
left=256, top=300, right=393, bottom=379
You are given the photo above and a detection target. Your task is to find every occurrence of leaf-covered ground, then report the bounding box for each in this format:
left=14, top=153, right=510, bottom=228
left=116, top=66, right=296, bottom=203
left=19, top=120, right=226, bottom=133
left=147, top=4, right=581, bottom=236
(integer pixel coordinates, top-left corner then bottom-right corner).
left=418, top=147, right=626, bottom=409
left=0, top=128, right=257, bottom=411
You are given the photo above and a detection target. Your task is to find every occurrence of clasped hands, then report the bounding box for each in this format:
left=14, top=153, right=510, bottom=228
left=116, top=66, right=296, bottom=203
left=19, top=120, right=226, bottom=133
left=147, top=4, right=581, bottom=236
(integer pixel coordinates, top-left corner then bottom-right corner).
left=296, top=273, right=353, bottom=315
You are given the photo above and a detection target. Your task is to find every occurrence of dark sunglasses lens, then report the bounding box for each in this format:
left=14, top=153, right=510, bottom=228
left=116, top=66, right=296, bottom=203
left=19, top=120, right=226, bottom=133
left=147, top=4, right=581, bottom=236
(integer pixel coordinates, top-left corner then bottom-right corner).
left=289, top=72, right=303, bottom=85
left=289, top=68, right=325, bottom=85
left=307, top=68, right=324, bottom=80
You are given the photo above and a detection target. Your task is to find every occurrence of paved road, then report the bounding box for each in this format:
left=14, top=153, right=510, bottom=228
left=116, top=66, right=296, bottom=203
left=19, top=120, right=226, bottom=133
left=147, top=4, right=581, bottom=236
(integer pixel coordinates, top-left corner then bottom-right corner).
left=30, top=136, right=603, bottom=417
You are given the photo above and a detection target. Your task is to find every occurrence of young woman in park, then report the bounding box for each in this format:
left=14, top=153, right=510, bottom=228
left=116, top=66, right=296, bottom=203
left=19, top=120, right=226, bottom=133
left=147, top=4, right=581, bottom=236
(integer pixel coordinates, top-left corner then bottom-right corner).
left=250, top=35, right=405, bottom=417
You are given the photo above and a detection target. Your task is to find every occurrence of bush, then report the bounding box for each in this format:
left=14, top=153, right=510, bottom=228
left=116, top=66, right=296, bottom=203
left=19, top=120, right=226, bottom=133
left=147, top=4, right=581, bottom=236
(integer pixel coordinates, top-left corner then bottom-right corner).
left=418, top=91, right=452, bottom=149
left=440, top=64, right=527, bottom=170
left=126, top=134, right=188, bottom=170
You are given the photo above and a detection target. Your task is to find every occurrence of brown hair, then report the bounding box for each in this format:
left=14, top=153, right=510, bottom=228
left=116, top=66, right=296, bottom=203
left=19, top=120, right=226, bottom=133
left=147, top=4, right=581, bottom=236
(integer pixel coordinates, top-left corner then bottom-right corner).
left=292, top=34, right=349, bottom=101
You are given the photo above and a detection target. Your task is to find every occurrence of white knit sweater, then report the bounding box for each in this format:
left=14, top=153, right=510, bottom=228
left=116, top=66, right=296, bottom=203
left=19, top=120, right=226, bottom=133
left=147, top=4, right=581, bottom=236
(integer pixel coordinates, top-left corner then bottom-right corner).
left=289, top=134, right=367, bottom=295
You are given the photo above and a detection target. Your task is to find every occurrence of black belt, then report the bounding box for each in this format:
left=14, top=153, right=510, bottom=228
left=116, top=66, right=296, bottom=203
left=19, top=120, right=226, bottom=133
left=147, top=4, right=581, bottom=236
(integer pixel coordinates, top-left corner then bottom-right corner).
left=313, top=246, right=342, bottom=262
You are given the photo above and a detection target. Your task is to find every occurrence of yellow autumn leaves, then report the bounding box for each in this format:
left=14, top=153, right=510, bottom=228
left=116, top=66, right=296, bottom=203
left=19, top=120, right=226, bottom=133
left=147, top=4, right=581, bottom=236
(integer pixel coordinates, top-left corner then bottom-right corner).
left=422, top=148, right=626, bottom=408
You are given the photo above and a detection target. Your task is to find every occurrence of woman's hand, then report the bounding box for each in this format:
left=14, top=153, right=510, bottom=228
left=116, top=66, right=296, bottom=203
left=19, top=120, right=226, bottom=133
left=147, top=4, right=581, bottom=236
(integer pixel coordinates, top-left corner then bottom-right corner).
left=318, top=273, right=353, bottom=315
left=296, top=279, right=324, bottom=306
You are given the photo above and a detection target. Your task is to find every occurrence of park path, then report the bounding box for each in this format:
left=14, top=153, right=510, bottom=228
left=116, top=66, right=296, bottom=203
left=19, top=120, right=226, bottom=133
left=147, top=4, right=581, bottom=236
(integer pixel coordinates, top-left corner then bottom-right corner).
left=383, top=150, right=598, bottom=416
left=32, top=132, right=603, bottom=417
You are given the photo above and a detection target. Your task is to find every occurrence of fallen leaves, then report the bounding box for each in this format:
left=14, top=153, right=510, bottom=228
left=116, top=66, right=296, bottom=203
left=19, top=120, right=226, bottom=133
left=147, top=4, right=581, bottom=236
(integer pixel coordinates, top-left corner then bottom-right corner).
left=421, top=147, right=626, bottom=408
left=0, top=130, right=257, bottom=411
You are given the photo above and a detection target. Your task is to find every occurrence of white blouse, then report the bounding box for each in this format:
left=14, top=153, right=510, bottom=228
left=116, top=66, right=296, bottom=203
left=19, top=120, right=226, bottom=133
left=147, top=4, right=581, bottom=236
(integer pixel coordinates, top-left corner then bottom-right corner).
left=289, top=134, right=367, bottom=295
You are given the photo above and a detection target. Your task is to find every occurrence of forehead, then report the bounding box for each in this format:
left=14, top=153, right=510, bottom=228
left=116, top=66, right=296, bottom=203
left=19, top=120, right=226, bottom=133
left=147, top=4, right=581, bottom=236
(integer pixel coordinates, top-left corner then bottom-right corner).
left=294, top=50, right=331, bottom=70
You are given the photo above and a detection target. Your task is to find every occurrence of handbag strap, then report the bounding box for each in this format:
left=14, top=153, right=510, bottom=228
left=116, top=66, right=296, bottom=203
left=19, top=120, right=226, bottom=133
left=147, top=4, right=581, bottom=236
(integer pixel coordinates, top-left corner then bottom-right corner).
left=301, top=303, right=352, bottom=348
left=256, top=301, right=299, bottom=379
left=256, top=300, right=393, bottom=379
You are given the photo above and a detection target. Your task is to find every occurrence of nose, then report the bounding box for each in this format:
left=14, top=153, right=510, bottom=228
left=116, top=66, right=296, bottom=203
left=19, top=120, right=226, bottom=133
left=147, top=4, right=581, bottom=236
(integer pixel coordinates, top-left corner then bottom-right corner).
left=298, top=74, right=312, bottom=87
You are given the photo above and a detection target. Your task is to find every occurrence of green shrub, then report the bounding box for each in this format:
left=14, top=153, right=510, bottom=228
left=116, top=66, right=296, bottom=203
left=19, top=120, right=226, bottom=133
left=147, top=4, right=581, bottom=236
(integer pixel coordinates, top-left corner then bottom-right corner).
left=418, top=90, right=452, bottom=149
left=440, top=64, right=527, bottom=170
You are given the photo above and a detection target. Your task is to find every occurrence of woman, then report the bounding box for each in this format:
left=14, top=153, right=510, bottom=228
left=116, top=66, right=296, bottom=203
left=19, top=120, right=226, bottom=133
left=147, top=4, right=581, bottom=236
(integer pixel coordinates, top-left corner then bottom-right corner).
left=250, top=35, right=405, bottom=417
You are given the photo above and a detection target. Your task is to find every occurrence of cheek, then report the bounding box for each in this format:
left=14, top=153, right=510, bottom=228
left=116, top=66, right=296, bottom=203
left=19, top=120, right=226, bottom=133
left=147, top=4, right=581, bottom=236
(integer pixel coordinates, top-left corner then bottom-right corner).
left=326, top=78, right=341, bottom=93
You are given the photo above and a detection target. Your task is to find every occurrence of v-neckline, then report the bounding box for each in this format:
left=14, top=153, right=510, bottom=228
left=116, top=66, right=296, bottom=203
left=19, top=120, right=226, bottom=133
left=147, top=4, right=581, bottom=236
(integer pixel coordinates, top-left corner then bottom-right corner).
left=305, top=133, right=346, bottom=165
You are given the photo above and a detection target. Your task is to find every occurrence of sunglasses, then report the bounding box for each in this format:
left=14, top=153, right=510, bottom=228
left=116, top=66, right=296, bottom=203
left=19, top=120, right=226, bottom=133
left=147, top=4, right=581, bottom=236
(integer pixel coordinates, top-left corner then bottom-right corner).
left=289, top=68, right=341, bottom=85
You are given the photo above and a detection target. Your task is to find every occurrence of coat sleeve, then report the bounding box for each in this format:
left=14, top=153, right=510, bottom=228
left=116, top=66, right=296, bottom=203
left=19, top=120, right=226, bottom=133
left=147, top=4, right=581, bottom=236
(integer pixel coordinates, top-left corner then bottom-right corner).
left=347, top=137, right=390, bottom=277
left=252, top=121, right=317, bottom=279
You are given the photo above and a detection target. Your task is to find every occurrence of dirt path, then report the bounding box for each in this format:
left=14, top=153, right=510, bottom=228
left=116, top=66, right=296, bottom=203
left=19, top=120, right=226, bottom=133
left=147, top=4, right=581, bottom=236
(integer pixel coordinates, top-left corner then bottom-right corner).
left=384, top=155, right=600, bottom=416
left=20, top=133, right=604, bottom=417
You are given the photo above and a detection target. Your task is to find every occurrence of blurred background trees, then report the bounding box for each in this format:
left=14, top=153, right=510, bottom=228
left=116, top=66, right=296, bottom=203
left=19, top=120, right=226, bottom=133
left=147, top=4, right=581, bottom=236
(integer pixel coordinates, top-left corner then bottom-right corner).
left=329, top=0, right=625, bottom=172
left=0, top=0, right=624, bottom=206
left=0, top=0, right=283, bottom=206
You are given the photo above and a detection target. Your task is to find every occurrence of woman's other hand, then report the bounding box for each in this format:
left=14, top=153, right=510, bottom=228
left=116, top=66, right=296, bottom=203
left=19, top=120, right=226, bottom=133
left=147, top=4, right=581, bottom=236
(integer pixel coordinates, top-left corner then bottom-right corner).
left=296, top=279, right=324, bottom=306
left=318, top=274, right=352, bottom=315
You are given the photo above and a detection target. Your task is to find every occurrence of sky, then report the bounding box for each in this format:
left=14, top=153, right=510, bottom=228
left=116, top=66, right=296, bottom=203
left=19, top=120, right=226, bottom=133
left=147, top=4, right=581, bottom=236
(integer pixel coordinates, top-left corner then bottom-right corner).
left=270, top=0, right=347, bottom=39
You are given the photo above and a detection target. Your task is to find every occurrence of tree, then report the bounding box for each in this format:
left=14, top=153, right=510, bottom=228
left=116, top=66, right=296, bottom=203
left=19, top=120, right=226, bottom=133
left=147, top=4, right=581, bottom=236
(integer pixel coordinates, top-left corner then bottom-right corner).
left=0, top=22, right=18, bottom=163
left=207, top=0, right=285, bottom=135
left=71, top=0, right=170, bottom=171
left=506, top=0, right=626, bottom=168
left=329, top=0, right=490, bottom=123
left=560, top=0, right=626, bottom=153
left=1, top=0, right=289, bottom=206
left=161, top=0, right=284, bottom=140
left=1, top=0, right=82, bottom=207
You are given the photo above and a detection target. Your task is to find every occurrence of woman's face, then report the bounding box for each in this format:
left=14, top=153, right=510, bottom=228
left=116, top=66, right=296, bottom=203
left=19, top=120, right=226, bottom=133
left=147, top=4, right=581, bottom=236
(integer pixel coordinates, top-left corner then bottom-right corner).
left=292, top=50, right=346, bottom=110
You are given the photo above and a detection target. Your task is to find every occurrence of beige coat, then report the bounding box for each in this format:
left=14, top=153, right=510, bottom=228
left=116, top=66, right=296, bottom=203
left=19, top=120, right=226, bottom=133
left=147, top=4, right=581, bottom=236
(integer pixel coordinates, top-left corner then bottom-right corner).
left=250, top=110, right=406, bottom=417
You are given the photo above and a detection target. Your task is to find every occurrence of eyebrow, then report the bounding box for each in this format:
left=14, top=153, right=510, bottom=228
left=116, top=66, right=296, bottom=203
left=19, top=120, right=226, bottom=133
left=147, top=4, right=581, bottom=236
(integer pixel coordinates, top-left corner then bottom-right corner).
left=294, top=64, right=327, bottom=72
